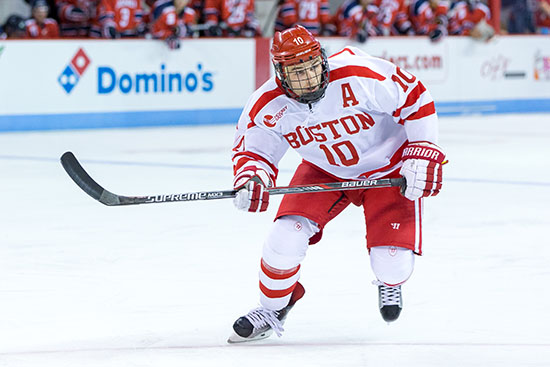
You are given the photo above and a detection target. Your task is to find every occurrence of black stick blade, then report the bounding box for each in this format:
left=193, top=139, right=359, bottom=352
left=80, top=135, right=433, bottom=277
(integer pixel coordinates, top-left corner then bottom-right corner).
left=60, top=152, right=121, bottom=206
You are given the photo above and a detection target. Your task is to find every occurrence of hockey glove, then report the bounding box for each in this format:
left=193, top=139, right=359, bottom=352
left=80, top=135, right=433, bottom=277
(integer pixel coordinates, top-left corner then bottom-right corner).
left=227, top=26, right=242, bottom=37
left=399, top=142, right=446, bottom=201
left=233, top=165, right=272, bottom=213
left=165, top=35, right=180, bottom=50
left=207, top=24, right=223, bottom=37
left=103, top=25, right=118, bottom=39
left=429, top=25, right=447, bottom=42
left=356, top=28, right=369, bottom=43
left=242, top=23, right=258, bottom=37
left=135, top=22, right=148, bottom=36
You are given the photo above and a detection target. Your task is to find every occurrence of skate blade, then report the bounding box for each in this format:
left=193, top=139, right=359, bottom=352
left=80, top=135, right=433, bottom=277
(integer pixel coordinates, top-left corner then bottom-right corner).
left=227, top=329, right=273, bottom=344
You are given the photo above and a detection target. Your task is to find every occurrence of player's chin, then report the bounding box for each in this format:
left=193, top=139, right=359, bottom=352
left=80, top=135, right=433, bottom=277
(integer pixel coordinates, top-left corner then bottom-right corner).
left=297, top=86, right=319, bottom=95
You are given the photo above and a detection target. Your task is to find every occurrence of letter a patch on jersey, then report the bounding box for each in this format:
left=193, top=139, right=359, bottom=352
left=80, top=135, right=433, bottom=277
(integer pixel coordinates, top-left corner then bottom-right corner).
left=341, top=83, right=359, bottom=108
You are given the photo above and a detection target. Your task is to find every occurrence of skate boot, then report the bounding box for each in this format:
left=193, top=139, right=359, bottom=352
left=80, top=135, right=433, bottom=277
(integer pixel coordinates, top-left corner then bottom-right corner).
left=227, top=282, right=305, bottom=343
left=374, top=280, right=403, bottom=323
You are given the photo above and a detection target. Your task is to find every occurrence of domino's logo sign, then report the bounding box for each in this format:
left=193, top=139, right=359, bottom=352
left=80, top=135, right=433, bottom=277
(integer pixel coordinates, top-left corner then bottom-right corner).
left=58, top=48, right=91, bottom=94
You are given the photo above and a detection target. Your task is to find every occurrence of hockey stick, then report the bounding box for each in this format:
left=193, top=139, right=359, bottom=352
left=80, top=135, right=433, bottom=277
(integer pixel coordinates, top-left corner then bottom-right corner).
left=60, top=151, right=405, bottom=206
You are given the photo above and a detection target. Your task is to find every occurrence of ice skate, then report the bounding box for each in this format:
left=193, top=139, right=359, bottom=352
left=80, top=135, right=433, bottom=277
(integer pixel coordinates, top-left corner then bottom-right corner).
left=374, top=280, right=402, bottom=323
left=227, top=282, right=305, bottom=343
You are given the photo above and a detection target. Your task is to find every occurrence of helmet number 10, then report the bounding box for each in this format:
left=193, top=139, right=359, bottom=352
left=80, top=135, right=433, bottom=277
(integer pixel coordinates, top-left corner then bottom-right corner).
left=293, top=37, right=305, bottom=45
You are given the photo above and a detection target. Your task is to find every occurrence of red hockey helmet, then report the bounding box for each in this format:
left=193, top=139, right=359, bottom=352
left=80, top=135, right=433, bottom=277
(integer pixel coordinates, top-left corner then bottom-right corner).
left=271, top=25, right=329, bottom=104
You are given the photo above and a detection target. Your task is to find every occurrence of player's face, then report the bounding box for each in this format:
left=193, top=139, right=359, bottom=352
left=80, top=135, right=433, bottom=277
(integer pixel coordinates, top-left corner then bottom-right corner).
left=284, top=56, right=323, bottom=97
left=33, top=6, right=48, bottom=23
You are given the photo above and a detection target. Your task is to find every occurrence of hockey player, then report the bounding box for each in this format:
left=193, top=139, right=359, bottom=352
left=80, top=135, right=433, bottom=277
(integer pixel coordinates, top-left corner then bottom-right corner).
left=95, top=0, right=146, bottom=38
left=203, top=0, right=260, bottom=37
left=448, top=0, right=494, bottom=40
left=55, top=0, right=98, bottom=37
left=149, top=0, right=197, bottom=49
left=1, top=15, right=27, bottom=39
left=26, top=0, right=60, bottom=39
left=408, top=0, right=450, bottom=41
left=333, top=0, right=381, bottom=42
left=378, top=0, right=415, bottom=36
left=228, top=25, right=445, bottom=343
left=274, top=0, right=332, bottom=36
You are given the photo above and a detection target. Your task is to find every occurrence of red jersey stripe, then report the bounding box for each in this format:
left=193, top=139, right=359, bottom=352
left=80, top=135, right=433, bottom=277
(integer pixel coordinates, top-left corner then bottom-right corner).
left=232, top=136, right=244, bottom=152
left=329, top=47, right=356, bottom=58
left=393, top=82, right=427, bottom=118
left=330, top=65, right=386, bottom=82
left=404, top=101, right=436, bottom=121
left=233, top=151, right=279, bottom=177
left=249, top=87, right=285, bottom=122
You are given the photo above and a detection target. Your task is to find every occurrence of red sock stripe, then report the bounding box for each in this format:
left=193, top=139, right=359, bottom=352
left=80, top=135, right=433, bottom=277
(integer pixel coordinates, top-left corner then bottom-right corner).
left=261, top=260, right=300, bottom=280
left=259, top=281, right=297, bottom=299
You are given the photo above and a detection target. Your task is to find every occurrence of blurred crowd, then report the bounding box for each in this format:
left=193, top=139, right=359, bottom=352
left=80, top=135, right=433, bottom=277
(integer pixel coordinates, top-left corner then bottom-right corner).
left=1, top=0, right=549, bottom=47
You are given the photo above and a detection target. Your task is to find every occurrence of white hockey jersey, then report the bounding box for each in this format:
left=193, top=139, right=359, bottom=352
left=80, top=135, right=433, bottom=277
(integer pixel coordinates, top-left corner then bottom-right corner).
left=232, top=46, right=439, bottom=184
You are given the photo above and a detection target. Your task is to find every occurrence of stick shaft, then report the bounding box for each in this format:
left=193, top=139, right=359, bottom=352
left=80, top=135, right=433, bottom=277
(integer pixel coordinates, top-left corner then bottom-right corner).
left=61, top=151, right=405, bottom=206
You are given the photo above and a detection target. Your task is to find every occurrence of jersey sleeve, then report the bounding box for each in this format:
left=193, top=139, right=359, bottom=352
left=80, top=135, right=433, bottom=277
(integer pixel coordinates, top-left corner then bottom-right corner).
left=231, top=92, right=290, bottom=185
left=368, top=57, right=439, bottom=144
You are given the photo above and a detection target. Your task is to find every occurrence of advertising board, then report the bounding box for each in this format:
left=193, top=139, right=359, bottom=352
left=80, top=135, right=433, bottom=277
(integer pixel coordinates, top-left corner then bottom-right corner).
left=0, top=36, right=549, bottom=131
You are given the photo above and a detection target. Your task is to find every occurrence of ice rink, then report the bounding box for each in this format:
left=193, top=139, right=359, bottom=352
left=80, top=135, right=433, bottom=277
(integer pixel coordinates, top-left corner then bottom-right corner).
left=1, top=113, right=549, bottom=367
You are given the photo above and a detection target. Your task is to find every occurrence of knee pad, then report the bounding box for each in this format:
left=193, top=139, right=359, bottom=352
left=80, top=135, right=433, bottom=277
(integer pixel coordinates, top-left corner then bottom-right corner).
left=262, top=215, right=319, bottom=270
left=370, top=246, right=415, bottom=286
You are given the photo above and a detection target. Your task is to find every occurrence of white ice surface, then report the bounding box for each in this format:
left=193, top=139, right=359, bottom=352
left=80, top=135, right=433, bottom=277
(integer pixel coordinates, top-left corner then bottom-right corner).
left=0, top=114, right=549, bottom=367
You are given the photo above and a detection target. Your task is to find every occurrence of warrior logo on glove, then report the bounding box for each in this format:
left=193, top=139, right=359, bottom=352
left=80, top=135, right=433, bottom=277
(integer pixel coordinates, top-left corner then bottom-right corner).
left=400, top=142, right=446, bottom=201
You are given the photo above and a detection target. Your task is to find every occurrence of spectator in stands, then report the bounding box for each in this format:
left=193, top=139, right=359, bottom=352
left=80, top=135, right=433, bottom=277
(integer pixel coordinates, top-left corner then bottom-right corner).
left=448, top=0, right=494, bottom=40
left=25, top=0, right=61, bottom=39
left=24, top=0, right=59, bottom=21
left=95, top=0, right=147, bottom=38
left=332, top=0, right=380, bottom=42
left=56, top=0, right=98, bottom=37
left=204, top=0, right=260, bottom=37
left=188, top=0, right=206, bottom=25
left=502, top=0, right=536, bottom=33
left=1, top=14, right=27, bottom=39
left=274, top=0, right=294, bottom=32
left=408, top=0, right=450, bottom=41
left=535, top=0, right=550, bottom=33
left=376, top=0, right=413, bottom=36
left=149, top=0, right=198, bottom=49
left=274, top=0, right=331, bottom=35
